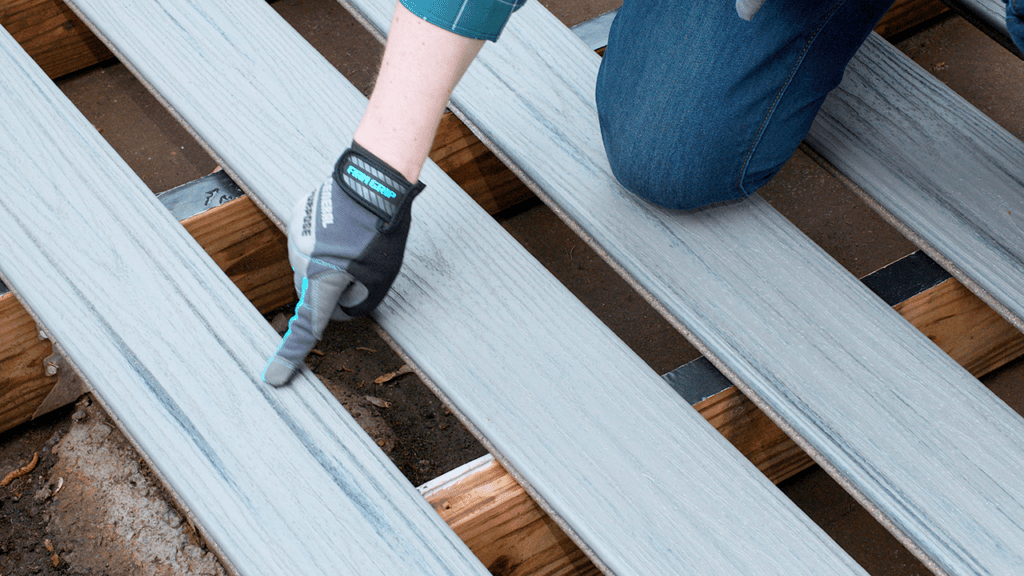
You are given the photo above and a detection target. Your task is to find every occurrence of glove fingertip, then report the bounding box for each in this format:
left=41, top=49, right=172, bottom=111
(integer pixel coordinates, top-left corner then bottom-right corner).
left=262, top=356, right=298, bottom=387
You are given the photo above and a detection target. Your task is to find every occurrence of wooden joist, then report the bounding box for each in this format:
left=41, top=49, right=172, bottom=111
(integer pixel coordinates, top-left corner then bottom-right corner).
left=419, top=455, right=599, bottom=576
left=0, top=0, right=111, bottom=78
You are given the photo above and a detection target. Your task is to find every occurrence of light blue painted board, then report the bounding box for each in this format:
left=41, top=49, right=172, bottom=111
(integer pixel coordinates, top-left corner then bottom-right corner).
left=570, top=9, right=617, bottom=51
left=63, top=0, right=871, bottom=574
left=809, top=32, right=1024, bottom=331
left=0, top=27, right=488, bottom=576
left=338, top=1, right=1024, bottom=574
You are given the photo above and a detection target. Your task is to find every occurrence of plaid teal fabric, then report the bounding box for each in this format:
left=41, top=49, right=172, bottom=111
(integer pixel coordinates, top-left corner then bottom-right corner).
left=401, top=0, right=526, bottom=41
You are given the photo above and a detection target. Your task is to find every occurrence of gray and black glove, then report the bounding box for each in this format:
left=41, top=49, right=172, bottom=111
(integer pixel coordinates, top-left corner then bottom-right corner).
left=263, top=143, right=424, bottom=386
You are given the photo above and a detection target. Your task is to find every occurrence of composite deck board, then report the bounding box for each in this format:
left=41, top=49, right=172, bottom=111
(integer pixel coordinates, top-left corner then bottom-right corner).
left=63, top=0, right=872, bottom=574
left=337, top=1, right=1024, bottom=574
left=0, top=27, right=489, bottom=576
left=808, top=32, right=1024, bottom=331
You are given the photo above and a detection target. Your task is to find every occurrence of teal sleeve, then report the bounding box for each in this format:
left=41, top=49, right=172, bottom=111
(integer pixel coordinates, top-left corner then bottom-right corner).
left=400, top=0, right=526, bottom=41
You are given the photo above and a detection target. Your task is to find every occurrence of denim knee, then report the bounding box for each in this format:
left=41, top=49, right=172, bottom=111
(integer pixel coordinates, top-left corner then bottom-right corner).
left=1009, top=0, right=1024, bottom=53
left=597, top=100, right=755, bottom=211
left=593, top=0, right=895, bottom=212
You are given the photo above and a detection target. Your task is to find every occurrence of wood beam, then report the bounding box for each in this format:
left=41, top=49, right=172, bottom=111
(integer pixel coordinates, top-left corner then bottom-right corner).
left=1, top=0, right=112, bottom=78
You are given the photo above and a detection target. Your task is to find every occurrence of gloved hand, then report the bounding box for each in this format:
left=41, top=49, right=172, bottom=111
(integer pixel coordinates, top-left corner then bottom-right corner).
left=263, top=142, right=425, bottom=386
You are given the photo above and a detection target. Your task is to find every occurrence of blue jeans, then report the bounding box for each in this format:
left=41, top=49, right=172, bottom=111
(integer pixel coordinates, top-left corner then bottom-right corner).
left=1008, top=0, right=1024, bottom=53
left=595, top=0, right=894, bottom=210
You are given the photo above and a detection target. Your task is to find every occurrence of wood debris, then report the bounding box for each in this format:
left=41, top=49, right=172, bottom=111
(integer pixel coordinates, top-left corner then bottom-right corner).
left=356, top=346, right=377, bottom=353
left=365, top=396, right=391, bottom=409
left=1, top=452, right=39, bottom=487
left=374, top=364, right=413, bottom=384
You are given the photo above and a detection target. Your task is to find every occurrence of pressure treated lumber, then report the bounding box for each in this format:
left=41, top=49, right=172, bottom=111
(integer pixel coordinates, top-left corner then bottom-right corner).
left=338, top=1, right=1024, bottom=573
left=429, top=112, right=534, bottom=215
left=0, top=0, right=110, bottom=77
left=0, top=28, right=489, bottom=576
left=65, top=0, right=871, bottom=573
left=420, top=456, right=599, bottom=576
left=0, top=293, right=56, bottom=431
left=808, top=33, right=1024, bottom=334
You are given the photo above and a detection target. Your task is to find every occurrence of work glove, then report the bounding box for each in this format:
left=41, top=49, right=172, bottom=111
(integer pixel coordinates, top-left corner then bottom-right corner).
left=262, top=142, right=425, bottom=386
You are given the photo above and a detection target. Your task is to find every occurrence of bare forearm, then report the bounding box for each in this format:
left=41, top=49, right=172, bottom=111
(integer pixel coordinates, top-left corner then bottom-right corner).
left=353, top=2, right=485, bottom=182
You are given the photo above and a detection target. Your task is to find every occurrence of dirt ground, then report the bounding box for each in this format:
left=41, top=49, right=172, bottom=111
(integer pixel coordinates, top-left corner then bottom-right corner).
left=2, top=1, right=1024, bottom=575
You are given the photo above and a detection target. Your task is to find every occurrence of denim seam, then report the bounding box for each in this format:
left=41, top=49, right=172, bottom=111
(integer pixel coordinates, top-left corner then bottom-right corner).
left=737, top=0, right=848, bottom=194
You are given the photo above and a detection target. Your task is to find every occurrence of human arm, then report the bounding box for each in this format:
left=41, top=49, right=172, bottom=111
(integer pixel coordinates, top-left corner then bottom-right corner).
left=263, top=0, right=516, bottom=386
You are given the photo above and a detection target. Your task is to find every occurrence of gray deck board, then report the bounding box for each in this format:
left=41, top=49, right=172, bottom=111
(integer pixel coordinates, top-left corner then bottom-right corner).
left=337, top=1, right=1024, bottom=574
left=809, top=33, right=1024, bottom=331
left=0, top=27, right=489, bottom=576
left=62, top=0, right=872, bottom=574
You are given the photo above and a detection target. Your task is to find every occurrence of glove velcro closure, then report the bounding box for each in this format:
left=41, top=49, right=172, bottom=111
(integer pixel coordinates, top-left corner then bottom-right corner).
left=334, top=142, right=425, bottom=234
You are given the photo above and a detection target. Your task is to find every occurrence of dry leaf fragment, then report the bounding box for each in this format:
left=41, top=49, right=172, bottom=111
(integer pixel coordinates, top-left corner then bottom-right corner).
left=374, top=365, right=413, bottom=384
left=365, top=396, right=391, bottom=409
left=1, top=453, right=39, bottom=487
left=44, top=539, right=54, bottom=553
left=310, top=349, right=325, bottom=356
left=356, top=346, right=377, bottom=353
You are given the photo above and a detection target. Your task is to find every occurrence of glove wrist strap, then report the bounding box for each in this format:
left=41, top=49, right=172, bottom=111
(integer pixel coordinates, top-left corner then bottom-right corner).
left=334, top=142, right=425, bottom=233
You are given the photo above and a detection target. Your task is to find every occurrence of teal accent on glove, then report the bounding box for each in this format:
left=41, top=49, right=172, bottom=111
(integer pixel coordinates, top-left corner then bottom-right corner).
left=263, top=145, right=424, bottom=387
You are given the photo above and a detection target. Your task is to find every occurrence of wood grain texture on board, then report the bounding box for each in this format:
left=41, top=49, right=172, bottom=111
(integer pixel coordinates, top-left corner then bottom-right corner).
left=342, top=0, right=1024, bottom=573
left=808, top=33, right=1024, bottom=334
left=64, top=0, right=869, bottom=573
left=0, top=194, right=294, bottom=435
left=0, top=0, right=111, bottom=78
left=0, top=25, right=490, bottom=576
left=414, top=275, right=1024, bottom=576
